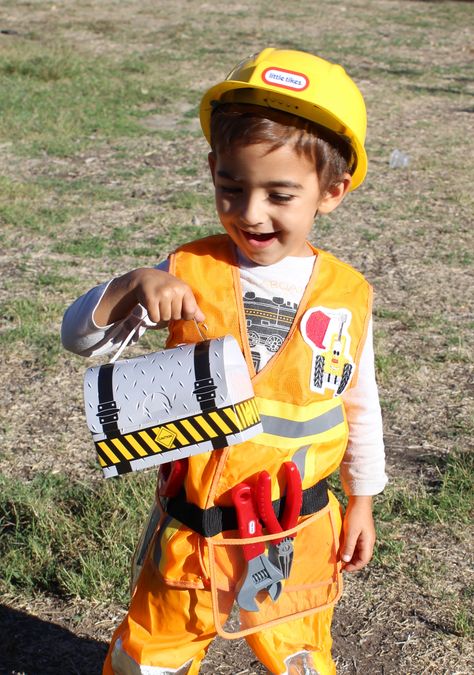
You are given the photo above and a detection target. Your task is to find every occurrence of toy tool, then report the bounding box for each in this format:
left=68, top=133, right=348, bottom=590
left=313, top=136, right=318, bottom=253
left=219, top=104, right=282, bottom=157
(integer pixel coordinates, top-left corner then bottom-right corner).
left=256, top=462, right=302, bottom=579
left=232, top=483, right=283, bottom=612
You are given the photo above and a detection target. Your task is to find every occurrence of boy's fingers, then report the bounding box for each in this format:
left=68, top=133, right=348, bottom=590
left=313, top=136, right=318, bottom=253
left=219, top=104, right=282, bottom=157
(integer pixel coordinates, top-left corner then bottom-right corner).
left=344, top=560, right=363, bottom=573
left=146, top=302, right=162, bottom=324
left=147, top=297, right=205, bottom=323
left=345, top=552, right=370, bottom=573
left=342, top=546, right=362, bottom=572
left=182, top=290, right=205, bottom=322
left=171, top=293, right=186, bottom=320
left=342, top=536, right=375, bottom=572
left=194, top=305, right=206, bottom=323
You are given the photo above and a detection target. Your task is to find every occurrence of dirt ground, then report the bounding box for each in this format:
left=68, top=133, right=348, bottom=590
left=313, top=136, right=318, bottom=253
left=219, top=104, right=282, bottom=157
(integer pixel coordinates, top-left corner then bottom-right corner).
left=1, top=1, right=473, bottom=674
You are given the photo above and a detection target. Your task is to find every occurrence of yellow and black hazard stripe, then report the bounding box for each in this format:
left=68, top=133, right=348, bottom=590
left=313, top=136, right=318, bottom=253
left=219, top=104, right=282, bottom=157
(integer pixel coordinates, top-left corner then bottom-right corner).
left=95, top=397, right=260, bottom=472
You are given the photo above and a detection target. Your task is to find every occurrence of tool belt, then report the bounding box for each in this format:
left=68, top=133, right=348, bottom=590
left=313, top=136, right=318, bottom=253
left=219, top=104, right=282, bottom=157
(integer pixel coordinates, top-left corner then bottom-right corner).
left=164, top=478, right=329, bottom=537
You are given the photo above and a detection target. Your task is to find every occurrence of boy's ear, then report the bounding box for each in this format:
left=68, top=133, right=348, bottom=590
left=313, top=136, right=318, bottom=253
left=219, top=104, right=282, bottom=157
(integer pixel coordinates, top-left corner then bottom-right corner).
left=318, top=173, right=352, bottom=214
left=208, top=152, right=216, bottom=185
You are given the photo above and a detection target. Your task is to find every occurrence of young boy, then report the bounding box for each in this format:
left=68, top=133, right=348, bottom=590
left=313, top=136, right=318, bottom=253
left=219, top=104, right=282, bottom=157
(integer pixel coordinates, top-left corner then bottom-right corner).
left=62, top=48, right=387, bottom=675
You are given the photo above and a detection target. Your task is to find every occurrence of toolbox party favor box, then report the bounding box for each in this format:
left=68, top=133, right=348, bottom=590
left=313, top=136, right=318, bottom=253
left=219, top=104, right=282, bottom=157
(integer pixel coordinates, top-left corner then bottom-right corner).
left=84, top=336, right=262, bottom=478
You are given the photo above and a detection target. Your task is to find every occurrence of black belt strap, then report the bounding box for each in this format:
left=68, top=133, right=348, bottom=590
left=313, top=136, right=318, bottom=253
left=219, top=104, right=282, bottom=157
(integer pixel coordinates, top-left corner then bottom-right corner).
left=192, top=341, right=222, bottom=450
left=192, top=341, right=217, bottom=411
left=165, top=479, right=329, bottom=538
left=97, top=363, right=119, bottom=434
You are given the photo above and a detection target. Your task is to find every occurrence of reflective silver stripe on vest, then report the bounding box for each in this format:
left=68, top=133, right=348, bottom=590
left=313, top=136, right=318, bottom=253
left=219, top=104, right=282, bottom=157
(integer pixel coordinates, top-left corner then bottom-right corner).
left=260, top=405, right=344, bottom=438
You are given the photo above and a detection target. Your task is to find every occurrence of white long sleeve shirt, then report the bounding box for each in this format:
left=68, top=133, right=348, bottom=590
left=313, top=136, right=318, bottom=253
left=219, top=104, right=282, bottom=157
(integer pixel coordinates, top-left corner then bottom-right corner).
left=62, top=254, right=387, bottom=496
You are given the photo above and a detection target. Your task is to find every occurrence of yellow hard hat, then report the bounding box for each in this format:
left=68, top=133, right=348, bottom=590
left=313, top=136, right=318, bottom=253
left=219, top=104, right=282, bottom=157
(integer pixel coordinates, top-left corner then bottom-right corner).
left=200, top=48, right=368, bottom=190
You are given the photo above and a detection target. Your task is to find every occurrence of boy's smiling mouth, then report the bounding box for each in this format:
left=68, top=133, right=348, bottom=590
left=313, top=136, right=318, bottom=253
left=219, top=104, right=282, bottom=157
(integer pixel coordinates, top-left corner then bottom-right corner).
left=241, top=230, right=278, bottom=247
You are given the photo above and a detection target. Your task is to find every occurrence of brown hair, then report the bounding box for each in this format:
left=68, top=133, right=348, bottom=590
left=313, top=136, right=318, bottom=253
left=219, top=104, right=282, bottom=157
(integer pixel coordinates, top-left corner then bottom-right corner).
left=210, top=102, right=354, bottom=194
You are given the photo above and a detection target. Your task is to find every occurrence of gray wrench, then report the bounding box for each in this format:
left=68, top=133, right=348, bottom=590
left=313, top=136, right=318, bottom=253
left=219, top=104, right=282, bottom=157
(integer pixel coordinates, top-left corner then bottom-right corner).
left=232, top=482, right=283, bottom=612
left=237, top=552, right=283, bottom=612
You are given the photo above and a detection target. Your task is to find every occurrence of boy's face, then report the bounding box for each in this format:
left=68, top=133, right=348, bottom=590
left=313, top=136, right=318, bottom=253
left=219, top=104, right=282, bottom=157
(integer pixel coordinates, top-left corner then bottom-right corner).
left=209, top=142, right=349, bottom=266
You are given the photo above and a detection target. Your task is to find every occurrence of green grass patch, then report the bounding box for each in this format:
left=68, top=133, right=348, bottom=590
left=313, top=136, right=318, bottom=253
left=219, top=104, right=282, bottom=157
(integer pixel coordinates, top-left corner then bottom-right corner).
left=374, top=351, right=408, bottom=383
left=0, top=472, right=155, bottom=605
left=36, top=271, right=78, bottom=290
left=167, top=191, right=214, bottom=211
left=36, top=176, right=124, bottom=203
left=371, top=451, right=473, bottom=577
left=0, top=43, right=194, bottom=156
left=439, top=249, right=473, bottom=266
left=454, top=607, right=474, bottom=639
left=0, top=296, right=64, bottom=367
left=52, top=225, right=154, bottom=259
left=373, top=307, right=406, bottom=321
left=361, top=228, right=380, bottom=242
left=372, top=529, right=405, bottom=568
left=0, top=176, right=79, bottom=232
left=53, top=234, right=108, bottom=258
left=0, top=203, right=74, bottom=232
left=176, top=166, right=199, bottom=177
left=375, top=451, right=473, bottom=526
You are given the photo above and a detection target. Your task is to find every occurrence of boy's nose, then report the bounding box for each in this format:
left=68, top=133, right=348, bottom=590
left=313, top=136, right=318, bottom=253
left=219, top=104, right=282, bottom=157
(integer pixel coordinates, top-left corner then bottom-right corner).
left=238, top=193, right=265, bottom=227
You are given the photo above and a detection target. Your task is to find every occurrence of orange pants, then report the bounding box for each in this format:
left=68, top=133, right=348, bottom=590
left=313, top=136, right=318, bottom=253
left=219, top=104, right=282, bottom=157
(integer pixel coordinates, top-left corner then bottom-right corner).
left=103, top=513, right=340, bottom=675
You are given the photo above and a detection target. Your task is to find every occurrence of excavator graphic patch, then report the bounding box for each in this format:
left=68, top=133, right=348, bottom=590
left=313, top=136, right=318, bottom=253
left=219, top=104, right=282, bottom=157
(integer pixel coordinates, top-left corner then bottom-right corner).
left=301, top=307, right=355, bottom=396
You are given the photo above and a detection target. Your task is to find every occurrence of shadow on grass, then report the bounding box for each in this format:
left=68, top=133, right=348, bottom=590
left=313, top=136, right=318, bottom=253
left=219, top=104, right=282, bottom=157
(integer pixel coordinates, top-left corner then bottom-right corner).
left=0, top=604, right=107, bottom=675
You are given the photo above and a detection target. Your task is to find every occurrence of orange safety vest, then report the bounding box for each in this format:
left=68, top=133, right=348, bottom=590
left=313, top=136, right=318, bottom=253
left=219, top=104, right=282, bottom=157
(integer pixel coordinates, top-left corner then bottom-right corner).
left=156, top=234, right=372, bottom=602
left=167, top=234, right=372, bottom=506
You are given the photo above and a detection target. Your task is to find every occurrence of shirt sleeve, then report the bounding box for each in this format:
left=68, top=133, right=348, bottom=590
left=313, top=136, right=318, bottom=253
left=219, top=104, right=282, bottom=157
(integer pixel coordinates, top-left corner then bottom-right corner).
left=61, top=260, right=170, bottom=357
left=340, top=319, right=388, bottom=496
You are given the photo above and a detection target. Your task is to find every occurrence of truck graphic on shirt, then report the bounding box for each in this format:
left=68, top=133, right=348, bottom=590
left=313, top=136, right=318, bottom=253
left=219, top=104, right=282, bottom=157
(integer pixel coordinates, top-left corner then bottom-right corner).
left=243, top=291, right=297, bottom=353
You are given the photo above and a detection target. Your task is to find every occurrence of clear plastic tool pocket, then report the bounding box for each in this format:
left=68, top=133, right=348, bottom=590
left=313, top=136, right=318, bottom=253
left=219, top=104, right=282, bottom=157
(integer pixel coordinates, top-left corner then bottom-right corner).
left=206, top=497, right=343, bottom=639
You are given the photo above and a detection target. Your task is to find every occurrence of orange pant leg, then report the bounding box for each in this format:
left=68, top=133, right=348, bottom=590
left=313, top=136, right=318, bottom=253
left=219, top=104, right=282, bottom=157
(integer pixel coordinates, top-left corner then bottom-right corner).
left=102, top=551, right=217, bottom=674
left=245, top=607, right=336, bottom=674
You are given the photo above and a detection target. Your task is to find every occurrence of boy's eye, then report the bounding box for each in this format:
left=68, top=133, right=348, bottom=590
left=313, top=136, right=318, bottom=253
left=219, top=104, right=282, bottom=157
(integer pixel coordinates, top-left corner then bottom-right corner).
left=219, top=185, right=241, bottom=194
left=270, top=193, right=294, bottom=203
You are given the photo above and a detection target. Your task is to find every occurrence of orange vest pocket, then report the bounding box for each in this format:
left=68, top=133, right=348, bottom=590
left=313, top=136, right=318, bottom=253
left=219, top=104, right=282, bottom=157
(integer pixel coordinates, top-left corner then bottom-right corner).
left=206, top=491, right=343, bottom=639
left=152, top=516, right=210, bottom=589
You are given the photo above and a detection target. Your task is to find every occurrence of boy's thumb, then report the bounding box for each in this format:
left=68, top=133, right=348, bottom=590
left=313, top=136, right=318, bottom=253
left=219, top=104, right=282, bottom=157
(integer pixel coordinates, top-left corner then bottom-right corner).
left=341, top=536, right=357, bottom=563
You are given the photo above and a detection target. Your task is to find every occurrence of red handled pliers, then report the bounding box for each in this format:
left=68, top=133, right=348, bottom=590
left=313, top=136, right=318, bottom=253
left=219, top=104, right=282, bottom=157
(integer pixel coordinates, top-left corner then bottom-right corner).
left=255, top=461, right=303, bottom=579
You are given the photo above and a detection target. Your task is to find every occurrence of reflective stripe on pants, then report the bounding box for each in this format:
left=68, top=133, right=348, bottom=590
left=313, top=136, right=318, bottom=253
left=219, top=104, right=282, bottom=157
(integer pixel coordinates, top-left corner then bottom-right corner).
left=110, top=638, right=193, bottom=674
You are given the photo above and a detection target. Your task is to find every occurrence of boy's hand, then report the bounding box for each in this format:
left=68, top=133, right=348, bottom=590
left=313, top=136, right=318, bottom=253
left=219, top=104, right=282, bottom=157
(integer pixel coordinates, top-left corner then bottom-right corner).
left=94, top=268, right=205, bottom=327
left=129, top=268, right=205, bottom=324
left=340, top=495, right=376, bottom=573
